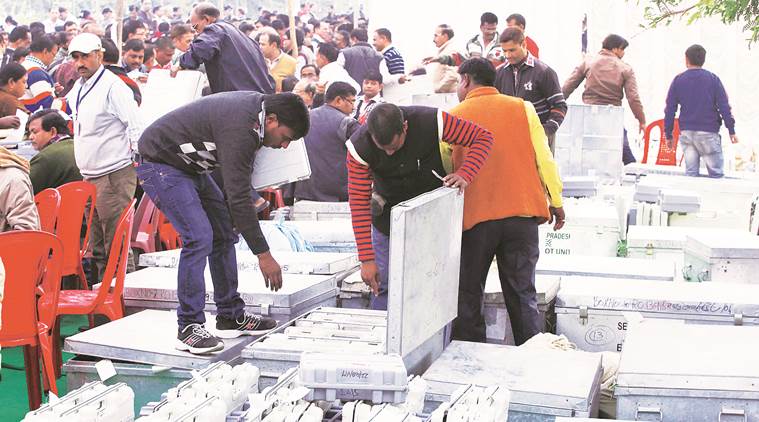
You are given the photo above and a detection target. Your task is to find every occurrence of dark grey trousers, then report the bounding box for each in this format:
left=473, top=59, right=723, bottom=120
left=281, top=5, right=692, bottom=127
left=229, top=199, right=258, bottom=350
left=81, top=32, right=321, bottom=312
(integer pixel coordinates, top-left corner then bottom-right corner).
left=452, top=216, right=541, bottom=345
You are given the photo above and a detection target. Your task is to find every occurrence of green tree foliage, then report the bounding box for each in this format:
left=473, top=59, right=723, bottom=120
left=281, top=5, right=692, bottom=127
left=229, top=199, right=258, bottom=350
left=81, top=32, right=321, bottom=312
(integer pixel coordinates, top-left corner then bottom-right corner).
left=643, top=0, right=759, bottom=43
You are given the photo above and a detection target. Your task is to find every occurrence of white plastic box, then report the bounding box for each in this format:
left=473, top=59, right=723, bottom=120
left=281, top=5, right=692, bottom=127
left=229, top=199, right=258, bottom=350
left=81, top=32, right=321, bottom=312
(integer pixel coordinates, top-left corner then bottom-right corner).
left=555, top=276, right=759, bottom=353
left=536, top=255, right=675, bottom=281
left=555, top=104, right=625, bottom=182
left=683, top=231, right=759, bottom=283
left=299, top=352, right=408, bottom=403
left=291, top=200, right=351, bottom=221
left=23, top=382, right=134, bottom=422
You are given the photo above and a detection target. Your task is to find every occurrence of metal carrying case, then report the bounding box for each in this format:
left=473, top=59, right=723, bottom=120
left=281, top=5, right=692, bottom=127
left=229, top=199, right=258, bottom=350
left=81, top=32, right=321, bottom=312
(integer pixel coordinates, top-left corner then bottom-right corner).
left=538, top=199, right=620, bottom=257
left=616, top=323, right=759, bottom=421
left=555, top=276, right=759, bottom=352
left=554, top=104, right=624, bottom=182
left=138, top=249, right=358, bottom=276
left=120, top=267, right=338, bottom=323
left=422, top=341, right=603, bottom=420
left=483, top=264, right=561, bottom=344
left=683, top=231, right=759, bottom=283
left=536, top=255, right=675, bottom=281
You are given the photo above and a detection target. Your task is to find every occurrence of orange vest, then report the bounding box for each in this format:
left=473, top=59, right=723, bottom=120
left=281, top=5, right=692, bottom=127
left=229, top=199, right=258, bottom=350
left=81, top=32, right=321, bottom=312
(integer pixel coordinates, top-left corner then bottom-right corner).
left=450, top=87, right=550, bottom=231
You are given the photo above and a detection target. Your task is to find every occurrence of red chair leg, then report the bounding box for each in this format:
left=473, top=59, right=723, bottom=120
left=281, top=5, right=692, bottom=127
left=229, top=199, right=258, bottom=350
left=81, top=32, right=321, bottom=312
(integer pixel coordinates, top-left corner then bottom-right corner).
left=53, top=318, right=62, bottom=378
left=23, top=345, right=42, bottom=410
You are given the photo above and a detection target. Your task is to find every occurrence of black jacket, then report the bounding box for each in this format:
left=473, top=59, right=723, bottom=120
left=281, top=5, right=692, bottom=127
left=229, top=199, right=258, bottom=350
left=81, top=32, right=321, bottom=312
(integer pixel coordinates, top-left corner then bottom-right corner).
left=494, top=55, right=567, bottom=135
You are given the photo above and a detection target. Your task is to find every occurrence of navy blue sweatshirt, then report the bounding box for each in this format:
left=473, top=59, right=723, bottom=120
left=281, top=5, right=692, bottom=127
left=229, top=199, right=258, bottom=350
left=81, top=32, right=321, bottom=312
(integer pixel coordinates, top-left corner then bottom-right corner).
left=664, top=68, right=735, bottom=139
left=179, top=21, right=275, bottom=95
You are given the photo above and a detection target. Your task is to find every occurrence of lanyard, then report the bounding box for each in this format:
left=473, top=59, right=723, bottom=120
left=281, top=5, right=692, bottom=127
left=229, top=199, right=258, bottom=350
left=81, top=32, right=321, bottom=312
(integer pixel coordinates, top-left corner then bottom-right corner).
left=76, top=67, right=106, bottom=112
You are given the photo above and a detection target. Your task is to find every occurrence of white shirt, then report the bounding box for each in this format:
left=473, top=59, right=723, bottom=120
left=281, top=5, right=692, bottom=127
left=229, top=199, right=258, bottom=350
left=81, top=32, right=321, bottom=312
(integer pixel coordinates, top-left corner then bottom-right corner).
left=42, top=19, right=57, bottom=33
left=66, top=65, right=143, bottom=178
left=319, top=62, right=360, bottom=93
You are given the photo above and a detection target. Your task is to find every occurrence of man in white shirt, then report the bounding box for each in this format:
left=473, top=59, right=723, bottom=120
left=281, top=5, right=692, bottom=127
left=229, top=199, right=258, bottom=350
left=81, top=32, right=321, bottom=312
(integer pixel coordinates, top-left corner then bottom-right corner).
left=315, top=42, right=359, bottom=93
left=66, top=33, right=142, bottom=280
left=43, top=8, right=60, bottom=33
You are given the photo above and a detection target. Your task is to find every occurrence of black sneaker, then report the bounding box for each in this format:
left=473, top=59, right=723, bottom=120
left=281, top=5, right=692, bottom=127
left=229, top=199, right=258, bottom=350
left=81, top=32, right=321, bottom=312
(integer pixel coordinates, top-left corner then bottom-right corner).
left=215, top=313, right=277, bottom=339
left=175, top=323, right=224, bottom=354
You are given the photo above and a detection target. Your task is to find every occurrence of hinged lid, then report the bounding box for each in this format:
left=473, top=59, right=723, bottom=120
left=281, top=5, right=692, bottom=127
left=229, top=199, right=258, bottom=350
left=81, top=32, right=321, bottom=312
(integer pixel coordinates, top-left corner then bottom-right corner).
left=560, top=199, right=619, bottom=230
left=555, top=276, right=759, bottom=319
left=536, top=255, right=674, bottom=281
left=63, top=310, right=253, bottom=369
left=121, top=267, right=337, bottom=309
left=138, top=249, right=358, bottom=275
left=617, top=323, right=759, bottom=392
left=626, top=225, right=689, bottom=250
left=251, top=139, right=311, bottom=190
left=423, top=341, right=602, bottom=412
left=387, top=188, right=463, bottom=357
left=684, top=230, right=759, bottom=259
left=658, top=189, right=701, bottom=206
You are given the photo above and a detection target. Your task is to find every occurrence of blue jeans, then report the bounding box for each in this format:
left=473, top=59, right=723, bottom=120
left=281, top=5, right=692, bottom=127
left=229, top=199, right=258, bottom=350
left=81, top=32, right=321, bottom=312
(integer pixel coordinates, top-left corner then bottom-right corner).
left=622, top=129, right=636, bottom=165
left=370, top=226, right=390, bottom=310
left=680, top=130, right=724, bottom=178
left=136, top=162, right=244, bottom=329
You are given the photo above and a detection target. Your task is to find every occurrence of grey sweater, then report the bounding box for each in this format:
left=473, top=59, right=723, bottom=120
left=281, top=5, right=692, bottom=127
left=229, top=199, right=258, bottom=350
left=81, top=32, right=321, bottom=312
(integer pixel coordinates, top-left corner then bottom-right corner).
left=138, top=91, right=269, bottom=254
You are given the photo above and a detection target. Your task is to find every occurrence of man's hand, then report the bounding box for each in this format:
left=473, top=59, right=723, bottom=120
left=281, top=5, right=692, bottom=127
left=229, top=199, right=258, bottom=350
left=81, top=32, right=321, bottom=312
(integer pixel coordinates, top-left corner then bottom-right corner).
left=731, top=134, right=739, bottom=144
left=548, top=206, right=566, bottom=231
left=257, top=251, right=282, bottom=291
left=421, top=56, right=438, bottom=65
left=398, top=75, right=407, bottom=84
left=169, top=63, right=181, bottom=78
left=442, top=173, right=468, bottom=193
left=638, top=121, right=646, bottom=134
left=54, top=82, right=64, bottom=95
left=315, top=81, right=326, bottom=95
left=360, top=260, right=380, bottom=296
left=0, top=115, right=21, bottom=129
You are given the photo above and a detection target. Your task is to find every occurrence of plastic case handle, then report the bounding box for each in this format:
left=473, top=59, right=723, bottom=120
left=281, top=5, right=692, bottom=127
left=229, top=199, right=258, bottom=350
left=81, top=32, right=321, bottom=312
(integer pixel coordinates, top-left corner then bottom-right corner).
left=719, top=408, right=747, bottom=422
left=636, top=406, right=663, bottom=421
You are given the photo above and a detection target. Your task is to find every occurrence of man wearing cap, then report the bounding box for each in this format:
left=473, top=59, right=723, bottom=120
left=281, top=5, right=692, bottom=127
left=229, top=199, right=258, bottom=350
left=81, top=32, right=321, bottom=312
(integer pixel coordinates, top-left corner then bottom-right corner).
left=66, top=33, right=143, bottom=280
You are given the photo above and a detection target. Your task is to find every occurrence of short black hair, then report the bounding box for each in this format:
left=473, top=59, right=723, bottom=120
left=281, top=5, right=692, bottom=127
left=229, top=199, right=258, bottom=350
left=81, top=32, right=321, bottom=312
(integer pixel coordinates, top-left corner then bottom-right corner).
left=52, top=31, right=68, bottom=47
left=263, top=32, right=281, bottom=48
left=276, top=14, right=290, bottom=28
left=239, top=22, right=255, bottom=34
left=367, top=103, right=405, bottom=146
left=281, top=76, right=298, bottom=92
left=337, top=30, right=350, bottom=44
left=170, top=24, right=192, bottom=39
left=350, top=28, right=368, bottom=42
left=12, top=47, right=29, bottom=62
left=123, top=20, right=145, bottom=42
left=0, top=62, right=27, bottom=86
left=294, top=27, right=305, bottom=47
left=143, top=44, right=155, bottom=61
left=29, top=22, right=45, bottom=34
left=325, top=81, right=357, bottom=102
left=195, top=4, right=220, bottom=19
left=30, top=34, right=56, bottom=53
left=506, top=13, right=526, bottom=28
left=271, top=20, right=285, bottom=31
left=158, top=21, right=170, bottom=33
left=317, top=42, right=339, bottom=62
left=30, top=109, right=70, bottom=136
left=58, top=6, right=67, bottom=13
left=63, top=21, right=77, bottom=29
left=499, top=27, right=524, bottom=44
left=256, top=18, right=271, bottom=27
left=602, top=34, right=629, bottom=50
left=480, top=12, right=498, bottom=26
left=155, top=36, right=174, bottom=51
left=685, top=44, right=706, bottom=67
left=301, top=63, right=319, bottom=76
left=263, top=92, right=310, bottom=139
left=9, top=26, right=30, bottom=43
left=458, top=57, right=496, bottom=87
left=363, top=70, right=382, bottom=84
left=374, top=28, right=392, bottom=42
left=101, top=36, right=119, bottom=63
left=124, top=39, right=145, bottom=53
left=438, top=24, right=454, bottom=39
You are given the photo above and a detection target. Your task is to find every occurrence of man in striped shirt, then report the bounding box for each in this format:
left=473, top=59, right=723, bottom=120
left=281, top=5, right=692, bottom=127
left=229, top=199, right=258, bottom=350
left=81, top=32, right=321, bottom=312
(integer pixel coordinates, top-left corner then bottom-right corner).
left=372, top=28, right=407, bottom=86
left=495, top=28, right=566, bottom=153
left=347, top=103, right=494, bottom=310
left=21, top=34, right=69, bottom=114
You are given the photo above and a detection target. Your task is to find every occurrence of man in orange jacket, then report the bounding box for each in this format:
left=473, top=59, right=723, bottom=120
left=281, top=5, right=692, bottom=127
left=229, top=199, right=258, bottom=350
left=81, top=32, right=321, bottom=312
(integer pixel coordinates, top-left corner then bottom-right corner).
left=449, top=58, right=565, bottom=345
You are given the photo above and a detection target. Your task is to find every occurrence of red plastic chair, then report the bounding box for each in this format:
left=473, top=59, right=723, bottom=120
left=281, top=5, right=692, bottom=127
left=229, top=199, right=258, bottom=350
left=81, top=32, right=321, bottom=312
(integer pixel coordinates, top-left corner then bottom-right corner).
left=0, top=231, right=64, bottom=409
left=259, top=188, right=286, bottom=220
left=34, top=189, right=61, bottom=234
left=56, top=181, right=96, bottom=290
left=642, top=119, right=680, bottom=166
left=131, top=195, right=160, bottom=255
left=47, top=199, right=136, bottom=373
left=156, top=210, right=182, bottom=250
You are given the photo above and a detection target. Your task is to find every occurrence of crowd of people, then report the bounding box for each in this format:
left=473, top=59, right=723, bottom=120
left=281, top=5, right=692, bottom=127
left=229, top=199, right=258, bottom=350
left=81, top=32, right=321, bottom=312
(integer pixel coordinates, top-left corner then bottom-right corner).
left=0, top=2, right=739, bottom=353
